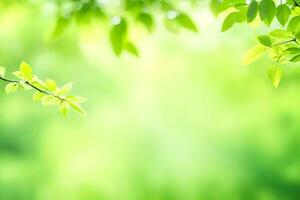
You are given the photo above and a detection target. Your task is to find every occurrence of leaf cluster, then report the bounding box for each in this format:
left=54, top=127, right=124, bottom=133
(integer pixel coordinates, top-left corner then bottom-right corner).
left=0, top=62, right=86, bottom=116
left=218, top=0, right=300, bottom=87
left=52, top=0, right=198, bottom=56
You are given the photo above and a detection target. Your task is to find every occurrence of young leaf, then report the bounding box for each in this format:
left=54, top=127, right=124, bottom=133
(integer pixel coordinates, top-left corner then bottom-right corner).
left=0, top=66, right=6, bottom=77
left=56, top=82, right=73, bottom=95
left=276, top=4, right=291, bottom=26
left=269, top=29, right=293, bottom=38
left=268, top=65, right=282, bottom=88
left=5, top=82, right=18, bottom=94
left=222, top=12, right=238, bottom=32
left=247, top=0, right=259, bottom=23
left=59, top=100, right=70, bottom=116
left=176, top=13, right=198, bottom=32
left=125, top=42, right=139, bottom=57
left=66, top=96, right=87, bottom=103
left=69, top=101, right=86, bottom=116
left=33, top=91, right=45, bottom=102
left=41, top=95, right=59, bottom=106
left=242, top=45, right=267, bottom=65
left=259, top=0, right=276, bottom=25
left=20, top=61, right=33, bottom=80
left=45, top=79, right=57, bottom=92
left=13, top=71, right=24, bottom=79
left=257, top=35, right=272, bottom=47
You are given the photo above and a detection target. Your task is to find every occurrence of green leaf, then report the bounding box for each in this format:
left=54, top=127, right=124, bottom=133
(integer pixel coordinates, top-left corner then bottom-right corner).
left=242, top=45, right=267, bottom=65
left=268, top=65, right=282, bottom=88
left=285, top=47, right=300, bottom=54
left=138, top=12, right=154, bottom=32
left=33, top=91, right=45, bottom=102
left=268, top=29, right=293, bottom=38
left=45, top=79, right=57, bottom=92
left=56, top=82, right=73, bottom=95
left=0, top=66, right=6, bottom=77
left=5, top=82, right=18, bottom=94
left=222, top=12, right=238, bottom=32
left=276, top=4, right=291, bottom=26
left=13, top=71, right=24, bottom=79
left=19, top=81, right=32, bottom=90
left=59, top=100, right=70, bottom=116
left=69, top=101, right=86, bottom=116
left=268, top=46, right=285, bottom=62
left=30, top=78, right=47, bottom=90
left=235, top=6, right=247, bottom=23
left=259, top=0, right=276, bottom=25
left=176, top=13, right=198, bottom=32
left=110, top=17, right=127, bottom=56
left=52, top=16, right=70, bottom=37
left=247, top=0, right=259, bottom=23
left=290, top=54, right=300, bottom=62
left=287, top=16, right=300, bottom=33
left=125, top=42, right=139, bottom=57
left=66, top=96, right=87, bottom=103
left=41, top=95, right=59, bottom=106
left=20, top=61, right=33, bottom=80
left=257, top=35, right=272, bottom=47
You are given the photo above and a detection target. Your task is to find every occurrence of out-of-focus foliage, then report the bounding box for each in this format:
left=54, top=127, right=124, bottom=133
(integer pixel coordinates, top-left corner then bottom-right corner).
left=52, top=0, right=199, bottom=56
left=52, top=0, right=300, bottom=87
left=2, top=1, right=300, bottom=200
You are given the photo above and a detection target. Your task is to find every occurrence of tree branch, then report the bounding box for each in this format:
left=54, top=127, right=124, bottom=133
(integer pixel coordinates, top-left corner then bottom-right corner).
left=0, top=76, right=64, bottom=101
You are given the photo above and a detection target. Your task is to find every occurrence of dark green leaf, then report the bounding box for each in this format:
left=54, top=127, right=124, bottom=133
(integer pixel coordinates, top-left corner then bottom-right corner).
left=257, top=35, right=272, bottom=47
left=109, top=17, right=127, bottom=56
left=222, top=12, right=237, bottom=32
left=276, top=4, right=291, bottom=26
left=259, top=0, right=276, bottom=25
left=247, top=0, right=259, bottom=23
left=290, top=54, right=300, bottom=62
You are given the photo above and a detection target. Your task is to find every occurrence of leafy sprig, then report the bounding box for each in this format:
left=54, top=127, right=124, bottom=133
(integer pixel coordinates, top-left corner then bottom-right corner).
left=217, top=0, right=300, bottom=88
left=0, top=62, right=86, bottom=116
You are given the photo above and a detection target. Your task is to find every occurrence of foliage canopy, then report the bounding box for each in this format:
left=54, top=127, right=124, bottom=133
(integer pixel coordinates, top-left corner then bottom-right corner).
left=51, top=0, right=300, bottom=87
left=2, top=0, right=300, bottom=114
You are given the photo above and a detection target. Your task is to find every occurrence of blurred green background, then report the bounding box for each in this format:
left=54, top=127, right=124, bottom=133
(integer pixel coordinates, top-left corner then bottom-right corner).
left=1, top=1, right=300, bottom=200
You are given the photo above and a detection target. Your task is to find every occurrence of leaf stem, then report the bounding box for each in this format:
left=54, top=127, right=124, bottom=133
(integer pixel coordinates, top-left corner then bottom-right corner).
left=272, top=38, right=297, bottom=47
left=0, top=76, right=64, bottom=101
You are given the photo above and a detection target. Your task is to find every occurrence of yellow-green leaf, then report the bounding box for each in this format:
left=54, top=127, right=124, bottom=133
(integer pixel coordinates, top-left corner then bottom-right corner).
left=268, top=65, right=282, bottom=88
left=5, top=82, right=18, bottom=94
left=56, top=82, right=73, bottom=95
left=69, top=102, right=86, bottom=116
left=33, top=91, right=45, bottom=102
left=242, top=45, right=267, bottom=65
left=45, top=79, right=57, bottom=91
left=13, top=71, right=24, bottom=79
left=41, top=95, right=59, bottom=106
left=59, top=100, right=70, bottom=116
left=0, top=66, right=6, bottom=77
left=20, top=61, right=33, bottom=80
left=66, top=96, right=87, bottom=103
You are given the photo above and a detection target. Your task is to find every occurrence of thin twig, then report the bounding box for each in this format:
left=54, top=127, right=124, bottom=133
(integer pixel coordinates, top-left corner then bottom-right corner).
left=0, top=76, right=64, bottom=101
